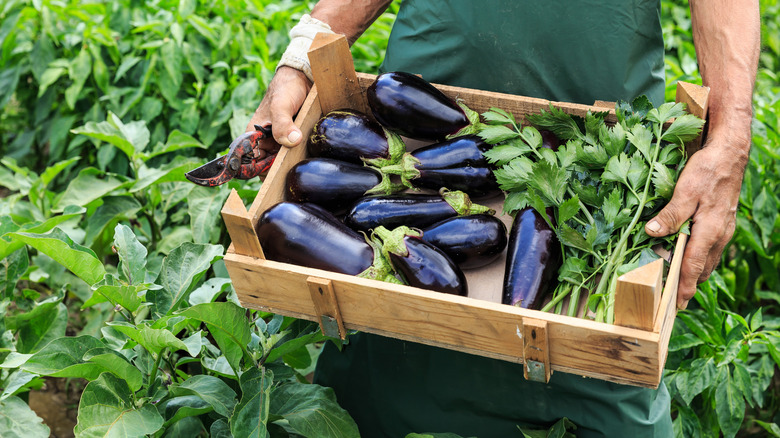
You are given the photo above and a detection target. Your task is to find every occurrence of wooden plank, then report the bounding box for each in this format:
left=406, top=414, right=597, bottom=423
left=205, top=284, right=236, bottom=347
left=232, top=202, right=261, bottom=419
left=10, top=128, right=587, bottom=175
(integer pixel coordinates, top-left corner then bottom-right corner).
left=308, top=33, right=370, bottom=115
left=614, top=259, right=664, bottom=331
left=523, top=319, right=551, bottom=383
left=356, top=73, right=617, bottom=124
left=675, top=81, right=710, bottom=156
left=654, top=235, right=688, bottom=384
left=225, top=253, right=664, bottom=387
left=307, top=277, right=347, bottom=339
left=221, top=189, right=264, bottom=259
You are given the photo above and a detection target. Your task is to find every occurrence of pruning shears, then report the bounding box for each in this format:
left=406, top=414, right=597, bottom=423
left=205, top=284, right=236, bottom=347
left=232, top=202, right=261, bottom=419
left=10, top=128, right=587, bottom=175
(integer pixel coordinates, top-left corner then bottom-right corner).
left=185, top=125, right=277, bottom=187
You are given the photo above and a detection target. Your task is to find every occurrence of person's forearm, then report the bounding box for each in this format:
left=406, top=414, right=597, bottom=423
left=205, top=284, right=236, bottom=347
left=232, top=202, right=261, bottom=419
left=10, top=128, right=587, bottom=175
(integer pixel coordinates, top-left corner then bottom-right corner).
left=690, top=0, right=760, bottom=155
left=311, top=0, right=393, bottom=45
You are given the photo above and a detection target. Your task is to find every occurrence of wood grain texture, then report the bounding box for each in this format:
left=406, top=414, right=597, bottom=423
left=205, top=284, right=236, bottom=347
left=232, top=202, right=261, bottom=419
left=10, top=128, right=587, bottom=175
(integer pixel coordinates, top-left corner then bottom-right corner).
left=614, top=258, right=664, bottom=331
left=221, top=189, right=264, bottom=259
left=225, top=253, right=664, bottom=387
left=523, top=318, right=551, bottom=383
left=307, top=277, right=347, bottom=339
left=308, top=33, right=370, bottom=115
left=675, top=81, right=710, bottom=156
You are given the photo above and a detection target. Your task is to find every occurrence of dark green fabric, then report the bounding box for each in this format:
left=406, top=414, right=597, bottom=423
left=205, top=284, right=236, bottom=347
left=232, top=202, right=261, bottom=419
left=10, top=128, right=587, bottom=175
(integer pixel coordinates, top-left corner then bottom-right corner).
left=313, top=2, right=671, bottom=436
left=315, top=334, right=672, bottom=437
left=380, top=0, right=665, bottom=106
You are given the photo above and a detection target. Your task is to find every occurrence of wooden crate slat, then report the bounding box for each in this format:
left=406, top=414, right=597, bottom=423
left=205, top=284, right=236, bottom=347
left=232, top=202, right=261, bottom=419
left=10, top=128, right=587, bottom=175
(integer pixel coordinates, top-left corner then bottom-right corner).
left=226, top=253, right=662, bottom=387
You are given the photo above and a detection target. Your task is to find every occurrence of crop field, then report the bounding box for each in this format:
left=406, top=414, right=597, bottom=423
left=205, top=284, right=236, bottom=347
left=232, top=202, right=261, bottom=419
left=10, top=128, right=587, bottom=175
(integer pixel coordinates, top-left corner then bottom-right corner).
left=0, top=0, right=778, bottom=437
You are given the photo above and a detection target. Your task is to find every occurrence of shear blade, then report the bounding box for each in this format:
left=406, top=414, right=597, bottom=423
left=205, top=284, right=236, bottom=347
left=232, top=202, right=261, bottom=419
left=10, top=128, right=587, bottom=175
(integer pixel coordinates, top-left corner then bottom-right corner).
left=185, top=154, right=231, bottom=186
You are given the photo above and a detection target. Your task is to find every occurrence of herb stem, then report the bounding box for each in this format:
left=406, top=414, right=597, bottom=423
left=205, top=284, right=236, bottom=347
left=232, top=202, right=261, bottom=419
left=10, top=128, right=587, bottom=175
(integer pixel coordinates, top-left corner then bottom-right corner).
left=599, top=128, right=665, bottom=322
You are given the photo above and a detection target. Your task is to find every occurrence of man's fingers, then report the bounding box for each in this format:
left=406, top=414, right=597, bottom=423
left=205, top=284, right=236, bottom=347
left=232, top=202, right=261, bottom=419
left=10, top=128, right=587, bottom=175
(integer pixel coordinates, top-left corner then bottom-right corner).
left=646, top=196, right=695, bottom=238
left=677, top=217, right=725, bottom=309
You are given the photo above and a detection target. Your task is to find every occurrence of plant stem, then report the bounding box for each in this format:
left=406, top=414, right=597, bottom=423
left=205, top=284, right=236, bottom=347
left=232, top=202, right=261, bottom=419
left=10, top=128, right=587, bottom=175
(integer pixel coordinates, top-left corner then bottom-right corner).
left=598, top=127, right=665, bottom=322
left=147, top=349, right=165, bottom=397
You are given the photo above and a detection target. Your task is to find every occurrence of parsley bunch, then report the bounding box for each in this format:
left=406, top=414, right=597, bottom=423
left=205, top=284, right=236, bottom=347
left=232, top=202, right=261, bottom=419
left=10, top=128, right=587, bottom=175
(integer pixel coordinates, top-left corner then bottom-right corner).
left=480, top=97, right=705, bottom=323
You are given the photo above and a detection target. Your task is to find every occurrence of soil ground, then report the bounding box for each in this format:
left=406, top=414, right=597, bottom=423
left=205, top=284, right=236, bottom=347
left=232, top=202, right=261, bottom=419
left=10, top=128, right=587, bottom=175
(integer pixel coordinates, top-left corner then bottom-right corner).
left=28, top=377, right=84, bottom=438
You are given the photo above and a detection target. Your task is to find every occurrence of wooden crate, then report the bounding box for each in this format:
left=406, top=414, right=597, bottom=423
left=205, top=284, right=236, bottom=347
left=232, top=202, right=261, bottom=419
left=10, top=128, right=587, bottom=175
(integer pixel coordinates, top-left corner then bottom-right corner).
left=221, top=34, right=709, bottom=388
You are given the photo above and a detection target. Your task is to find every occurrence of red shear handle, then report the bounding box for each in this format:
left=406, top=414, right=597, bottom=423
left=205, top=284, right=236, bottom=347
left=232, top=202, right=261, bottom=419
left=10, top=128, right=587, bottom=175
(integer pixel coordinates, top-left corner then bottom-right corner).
left=185, top=125, right=275, bottom=187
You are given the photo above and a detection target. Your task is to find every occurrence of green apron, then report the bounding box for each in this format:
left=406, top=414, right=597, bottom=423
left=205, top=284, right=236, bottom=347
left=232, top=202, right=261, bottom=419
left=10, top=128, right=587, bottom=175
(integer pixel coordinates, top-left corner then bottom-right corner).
left=315, top=2, right=671, bottom=436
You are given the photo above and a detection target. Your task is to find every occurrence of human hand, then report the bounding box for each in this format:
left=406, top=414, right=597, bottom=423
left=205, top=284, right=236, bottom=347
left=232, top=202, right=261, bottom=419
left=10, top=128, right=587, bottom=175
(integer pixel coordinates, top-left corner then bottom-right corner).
left=246, top=66, right=313, bottom=160
left=644, top=133, right=750, bottom=309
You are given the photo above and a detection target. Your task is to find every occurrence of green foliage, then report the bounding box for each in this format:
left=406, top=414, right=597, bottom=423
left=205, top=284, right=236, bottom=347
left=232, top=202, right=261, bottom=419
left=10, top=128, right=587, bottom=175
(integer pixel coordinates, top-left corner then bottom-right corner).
left=0, top=0, right=777, bottom=436
left=0, top=1, right=397, bottom=433
left=482, top=98, right=702, bottom=322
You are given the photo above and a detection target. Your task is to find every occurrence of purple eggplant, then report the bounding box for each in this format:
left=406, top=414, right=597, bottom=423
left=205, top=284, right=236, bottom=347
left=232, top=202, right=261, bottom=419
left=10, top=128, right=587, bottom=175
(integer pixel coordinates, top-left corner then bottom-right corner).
left=344, top=189, right=494, bottom=233
left=286, top=158, right=402, bottom=214
left=366, top=71, right=480, bottom=141
left=383, top=135, right=501, bottom=199
left=540, top=130, right=561, bottom=151
left=421, top=215, right=508, bottom=270
left=502, top=207, right=561, bottom=309
left=308, top=109, right=406, bottom=167
left=256, top=202, right=400, bottom=282
left=374, top=226, right=467, bottom=296
left=257, top=202, right=373, bottom=275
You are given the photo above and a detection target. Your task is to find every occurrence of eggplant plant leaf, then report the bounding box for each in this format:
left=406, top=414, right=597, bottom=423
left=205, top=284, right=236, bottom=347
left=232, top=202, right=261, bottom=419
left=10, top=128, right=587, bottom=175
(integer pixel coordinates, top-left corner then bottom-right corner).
left=269, top=381, right=361, bottom=438
left=152, top=242, right=224, bottom=315
left=230, top=367, right=272, bottom=438
left=6, top=301, right=67, bottom=354
left=9, top=228, right=105, bottom=285
left=169, top=375, right=237, bottom=418
left=114, top=223, right=148, bottom=285
left=180, top=302, right=251, bottom=373
left=74, top=373, right=164, bottom=438
left=0, top=396, right=50, bottom=438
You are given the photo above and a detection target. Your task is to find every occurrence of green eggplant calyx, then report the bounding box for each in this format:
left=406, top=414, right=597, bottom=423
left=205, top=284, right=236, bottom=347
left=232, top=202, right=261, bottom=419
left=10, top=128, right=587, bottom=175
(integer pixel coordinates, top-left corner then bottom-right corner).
left=357, top=233, right=405, bottom=284
left=378, top=152, right=421, bottom=190
left=373, top=225, right=421, bottom=259
left=440, top=188, right=496, bottom=216
left=448, top=101, right=487, bottom=139
left=362, top=129, right=408, bottom=168
left=365, top=172, right=406, bottom=195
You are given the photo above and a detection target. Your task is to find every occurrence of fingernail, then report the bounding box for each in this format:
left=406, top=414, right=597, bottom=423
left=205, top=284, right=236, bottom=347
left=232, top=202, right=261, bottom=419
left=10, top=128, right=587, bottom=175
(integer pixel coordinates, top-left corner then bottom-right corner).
left=288, top=130, right=301, bottom=144
left=646, top=220, right=661, bottom=233
left=678, top=299, right=688, bottom=310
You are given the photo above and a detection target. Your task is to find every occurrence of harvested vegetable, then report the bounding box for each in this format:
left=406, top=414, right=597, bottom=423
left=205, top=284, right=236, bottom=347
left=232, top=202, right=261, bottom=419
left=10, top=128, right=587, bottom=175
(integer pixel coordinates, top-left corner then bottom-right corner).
left=344, top=189, right=494, bottom=233
left=285, top=157, right=402, bottom=214
left=480, top=99, right=704, bottom=322
left=383, top=134, right=501, bottom=199
left=374, top=225, right=467, bottom=296
left=308, top=109, right=406, bottom=167
left=256, top=202, right=398, bottom=283
left=502, top=207, right=560, bottom=309
left=366, top=71, right=482, bottom=141
left=422, top=214, right=508, bottom=270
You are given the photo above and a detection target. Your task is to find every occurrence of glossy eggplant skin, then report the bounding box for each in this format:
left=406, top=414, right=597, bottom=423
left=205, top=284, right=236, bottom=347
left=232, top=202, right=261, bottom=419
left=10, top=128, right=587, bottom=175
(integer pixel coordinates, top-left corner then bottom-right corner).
left=286, top=158, right=382, bottom=214
left=391, top=236, right=467, bottom=296
left=412, top=135, right=492, bottom=169
left=413, top=167, right=500, bottom=200
left=367, top=71, right=468, bottom=141
left=256, top=202, right=373, bottom=275
left=502, top=207, right=561, bottom=309
left=540, top=130, right=561, bottom=151
left=344, top=194, right=460, bottom=233
left=308, top=109, right=389, bottom=165
left=422, top=215, right=508, bottom=270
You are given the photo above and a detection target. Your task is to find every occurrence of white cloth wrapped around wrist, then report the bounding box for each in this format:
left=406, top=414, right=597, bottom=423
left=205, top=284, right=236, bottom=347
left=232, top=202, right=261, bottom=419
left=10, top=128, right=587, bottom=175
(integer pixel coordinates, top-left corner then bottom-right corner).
left=276, top=14, right=335, bottom=82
